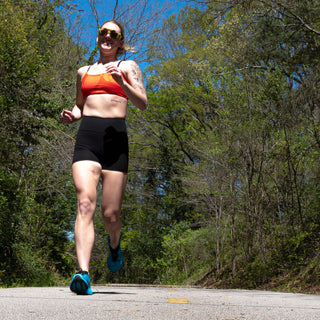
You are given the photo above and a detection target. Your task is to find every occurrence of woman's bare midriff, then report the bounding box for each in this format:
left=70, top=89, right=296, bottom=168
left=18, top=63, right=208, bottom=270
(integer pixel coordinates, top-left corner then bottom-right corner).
left=82, top=93, right=128, bottom=118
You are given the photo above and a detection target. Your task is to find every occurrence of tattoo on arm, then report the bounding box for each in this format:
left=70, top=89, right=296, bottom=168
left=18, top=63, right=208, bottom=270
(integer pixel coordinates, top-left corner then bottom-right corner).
left=130, top=63, right=146, bottom=93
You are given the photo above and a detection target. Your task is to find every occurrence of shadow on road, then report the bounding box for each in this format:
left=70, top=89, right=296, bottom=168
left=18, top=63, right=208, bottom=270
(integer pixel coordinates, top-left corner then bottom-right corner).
left=93, top=291, right=136, bottom=295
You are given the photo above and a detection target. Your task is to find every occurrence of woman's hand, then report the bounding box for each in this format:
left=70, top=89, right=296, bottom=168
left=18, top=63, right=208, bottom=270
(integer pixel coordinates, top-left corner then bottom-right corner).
left=105, top=64, right=124, bottom=85
left=108, top=60, right=147, bottom=110
left=60, top=109, right=76, bottom=124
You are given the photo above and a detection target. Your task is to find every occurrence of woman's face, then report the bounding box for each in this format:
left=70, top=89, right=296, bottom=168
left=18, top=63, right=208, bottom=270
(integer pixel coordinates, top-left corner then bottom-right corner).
left=97, top=22, right=123, bottom=54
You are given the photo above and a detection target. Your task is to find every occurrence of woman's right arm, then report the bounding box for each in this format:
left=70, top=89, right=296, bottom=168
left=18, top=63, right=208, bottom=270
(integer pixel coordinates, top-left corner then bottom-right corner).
left=60, top=68, right=86, bottom=124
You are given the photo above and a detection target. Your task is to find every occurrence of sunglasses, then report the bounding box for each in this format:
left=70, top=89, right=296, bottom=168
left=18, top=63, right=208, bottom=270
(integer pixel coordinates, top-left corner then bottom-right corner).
left=98, top=28, right=123, bottom=40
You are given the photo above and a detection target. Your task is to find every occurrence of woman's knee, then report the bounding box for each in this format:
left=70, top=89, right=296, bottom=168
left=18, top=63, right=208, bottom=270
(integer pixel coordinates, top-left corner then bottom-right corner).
left=101, top=206, right=121, bottom=223
left=78, top=198, right=95, bottom=217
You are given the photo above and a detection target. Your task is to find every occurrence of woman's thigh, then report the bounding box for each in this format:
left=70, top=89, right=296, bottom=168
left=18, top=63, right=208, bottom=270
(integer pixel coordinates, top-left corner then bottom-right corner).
left=72, top=160, right=102, bottom=200
left=101, top=170, right=127, bottom=213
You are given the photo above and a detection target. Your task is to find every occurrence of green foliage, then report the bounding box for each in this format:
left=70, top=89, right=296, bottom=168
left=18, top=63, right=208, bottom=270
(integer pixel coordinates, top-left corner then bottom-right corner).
left=157, top=222, right=216, bottom=284
left=1, top=0, right=320, bottom=293
left=0, top=0, right=85, bottom=286
left=122, top=0, right=320, bottom=292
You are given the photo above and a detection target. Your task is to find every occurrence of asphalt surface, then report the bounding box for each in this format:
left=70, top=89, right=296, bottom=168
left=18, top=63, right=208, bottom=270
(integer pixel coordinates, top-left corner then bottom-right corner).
left=0, top=285, right=319, bottom=320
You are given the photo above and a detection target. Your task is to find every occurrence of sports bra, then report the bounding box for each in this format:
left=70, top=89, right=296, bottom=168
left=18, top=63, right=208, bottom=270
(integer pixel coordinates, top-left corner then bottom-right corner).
left=81, top=61, right=128, bottom=100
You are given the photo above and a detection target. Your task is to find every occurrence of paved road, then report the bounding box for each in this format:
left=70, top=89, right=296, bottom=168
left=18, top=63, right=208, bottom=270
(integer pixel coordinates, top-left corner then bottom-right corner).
left=0, top=285, right=319, bottom=320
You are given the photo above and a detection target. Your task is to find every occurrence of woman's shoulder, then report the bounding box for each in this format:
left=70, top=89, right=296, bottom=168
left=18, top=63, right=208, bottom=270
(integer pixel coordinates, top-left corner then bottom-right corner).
left=119, top=60, right=137, bottom=67
left=119, top=60, right=141, bottom=73
left=77, top=65, right=90, bottom=76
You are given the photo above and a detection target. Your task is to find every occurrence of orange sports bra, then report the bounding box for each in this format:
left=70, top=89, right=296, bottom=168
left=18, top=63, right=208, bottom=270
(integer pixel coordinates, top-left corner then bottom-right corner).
left=81, top=61, right=128, bottom=100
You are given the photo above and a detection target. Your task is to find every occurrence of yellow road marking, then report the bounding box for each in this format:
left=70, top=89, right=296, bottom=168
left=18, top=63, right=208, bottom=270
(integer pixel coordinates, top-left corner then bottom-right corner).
left=167, top=298, right=190, bottom=304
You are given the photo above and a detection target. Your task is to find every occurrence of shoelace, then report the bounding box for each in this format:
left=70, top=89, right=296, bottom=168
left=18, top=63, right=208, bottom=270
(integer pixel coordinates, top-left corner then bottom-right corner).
left=110, top=246, right=120, bottom=262
left=77, top=269, right=89, bottom=275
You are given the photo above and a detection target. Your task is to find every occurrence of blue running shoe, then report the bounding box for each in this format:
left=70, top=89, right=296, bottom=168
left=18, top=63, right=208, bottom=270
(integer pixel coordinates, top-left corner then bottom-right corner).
left=107, top=235, right=123, bottom=273
left=70, top=270, right=93, bottom=295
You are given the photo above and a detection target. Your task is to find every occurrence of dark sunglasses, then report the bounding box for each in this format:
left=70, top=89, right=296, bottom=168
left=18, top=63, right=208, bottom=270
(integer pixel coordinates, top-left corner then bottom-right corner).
left=98, top=28, right=123, bottom=40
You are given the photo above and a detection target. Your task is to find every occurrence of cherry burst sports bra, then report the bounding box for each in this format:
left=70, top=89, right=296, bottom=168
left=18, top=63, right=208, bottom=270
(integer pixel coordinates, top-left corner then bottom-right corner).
left=81, top=61, right=129, bottom=100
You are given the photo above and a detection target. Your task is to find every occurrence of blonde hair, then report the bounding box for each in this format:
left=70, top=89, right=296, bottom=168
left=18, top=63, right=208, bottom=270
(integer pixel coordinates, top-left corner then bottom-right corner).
left=100, top=19, right=135, bottom=57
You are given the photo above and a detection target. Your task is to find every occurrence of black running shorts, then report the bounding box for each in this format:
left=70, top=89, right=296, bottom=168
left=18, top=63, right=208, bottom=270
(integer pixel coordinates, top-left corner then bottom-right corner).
left=73, top=116, right=129, bottom=173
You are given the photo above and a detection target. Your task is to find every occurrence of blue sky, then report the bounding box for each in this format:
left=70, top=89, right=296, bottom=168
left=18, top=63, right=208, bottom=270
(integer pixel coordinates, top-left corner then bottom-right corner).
left=62, top=0, right=193, bottom=63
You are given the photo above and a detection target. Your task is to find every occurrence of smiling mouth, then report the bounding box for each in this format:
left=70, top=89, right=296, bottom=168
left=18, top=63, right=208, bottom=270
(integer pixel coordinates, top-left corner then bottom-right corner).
left=101, top=39, right=113, bottom=47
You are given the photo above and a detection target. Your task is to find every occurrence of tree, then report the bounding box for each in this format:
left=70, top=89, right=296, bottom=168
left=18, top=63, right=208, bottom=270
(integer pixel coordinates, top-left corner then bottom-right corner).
left=128, top=0, right=320, bottom=290
left=0, top=0, right=86, bottom=285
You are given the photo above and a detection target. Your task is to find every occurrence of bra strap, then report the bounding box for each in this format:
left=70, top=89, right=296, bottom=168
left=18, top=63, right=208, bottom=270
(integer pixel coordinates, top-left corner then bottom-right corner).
left=117, top=60, right=122, bottom=67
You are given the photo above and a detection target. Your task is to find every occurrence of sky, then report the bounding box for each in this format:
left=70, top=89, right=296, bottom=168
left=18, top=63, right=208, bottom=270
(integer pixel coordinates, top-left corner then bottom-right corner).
left=61, top=0, right=194, bottom=64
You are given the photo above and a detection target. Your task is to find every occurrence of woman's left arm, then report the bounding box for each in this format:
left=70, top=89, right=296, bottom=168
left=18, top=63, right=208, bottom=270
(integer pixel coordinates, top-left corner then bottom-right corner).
left=106, top=60, right=147, bottom=110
